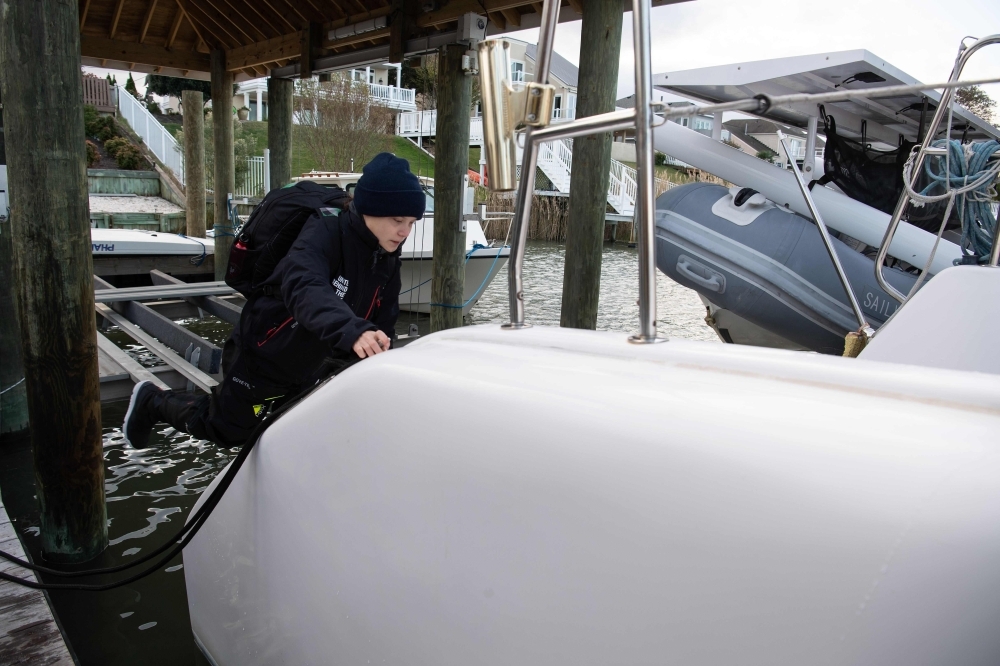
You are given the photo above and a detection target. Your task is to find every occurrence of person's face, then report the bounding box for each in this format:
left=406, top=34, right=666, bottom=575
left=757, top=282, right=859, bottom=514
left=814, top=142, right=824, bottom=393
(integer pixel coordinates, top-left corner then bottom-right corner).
left=363, top=214, right=418, bottom=252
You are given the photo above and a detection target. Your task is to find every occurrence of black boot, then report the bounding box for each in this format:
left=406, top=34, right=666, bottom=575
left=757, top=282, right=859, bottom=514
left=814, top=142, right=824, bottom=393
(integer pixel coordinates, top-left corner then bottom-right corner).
left=122, top=381, right=164, bottom=449
left=122, top=382, right=209, bottom=448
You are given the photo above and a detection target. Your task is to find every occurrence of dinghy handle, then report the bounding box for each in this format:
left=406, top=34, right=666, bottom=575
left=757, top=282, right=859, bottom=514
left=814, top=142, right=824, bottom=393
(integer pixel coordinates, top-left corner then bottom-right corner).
left=677, top=255, right=726, bottom=294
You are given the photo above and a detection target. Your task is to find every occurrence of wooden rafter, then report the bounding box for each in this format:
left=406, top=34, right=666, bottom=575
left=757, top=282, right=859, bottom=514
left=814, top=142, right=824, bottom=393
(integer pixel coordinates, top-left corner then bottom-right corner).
left=217, top=0, right=277, bottom=40
left=565, top=0, right=583, bottom=12
left=270, top=0, right=311, bottom=26
left=201, top=0, right=262, bottom=42
left=233, top=0, right=284, bottom=39
left=139, top=0, right=158, bottom=43
left=80, top=0, right=92, bottom=30
left=298, top=0, right=332, bottom=22
left=165, top=5, right=185, bottom=49
left=256, top=0, right=300, bottom=31
left=324, top=0, right=349, bottom=19
left=176, top=0, right=242, bottom=48
left=500, top=7, right=520, bottom=27
left=416, top=0, right=539, bottom=28
left=109, top=0, right=127, bottom=39
left=531, top=2, right=543, bottom=12
left=488, top=12, right=505, bottom=30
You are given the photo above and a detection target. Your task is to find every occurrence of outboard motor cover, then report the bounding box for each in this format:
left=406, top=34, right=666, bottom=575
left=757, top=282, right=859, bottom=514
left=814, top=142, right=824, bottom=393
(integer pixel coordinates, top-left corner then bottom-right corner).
left=655, top=183, right=917, bottom=354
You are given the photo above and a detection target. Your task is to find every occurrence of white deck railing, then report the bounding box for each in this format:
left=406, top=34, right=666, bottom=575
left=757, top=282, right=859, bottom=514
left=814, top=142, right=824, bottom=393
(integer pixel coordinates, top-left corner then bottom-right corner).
left=367, top=83, right=416, bottom=110
left=237, top=156, right=267, bottom=198
left=116, top=86, right=184, bottom=184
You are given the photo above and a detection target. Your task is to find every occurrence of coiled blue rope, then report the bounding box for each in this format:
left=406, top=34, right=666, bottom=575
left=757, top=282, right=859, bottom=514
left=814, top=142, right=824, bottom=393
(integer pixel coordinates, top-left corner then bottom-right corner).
left=918, top=139, right=1000, bottom=258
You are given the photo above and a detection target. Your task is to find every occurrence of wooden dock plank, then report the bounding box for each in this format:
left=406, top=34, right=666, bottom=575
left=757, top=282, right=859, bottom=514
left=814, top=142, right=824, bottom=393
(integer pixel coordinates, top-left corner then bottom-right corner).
left=0, top=494, right=76, bottom=665
left=96, top=332, right=170, bottom=391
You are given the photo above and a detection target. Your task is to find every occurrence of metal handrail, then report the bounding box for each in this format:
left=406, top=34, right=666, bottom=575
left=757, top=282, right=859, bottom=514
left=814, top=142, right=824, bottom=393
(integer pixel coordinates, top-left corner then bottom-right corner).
left=779, top=131, right=874, bottom=340
left=496, top=0, right=663, bottom=341
left=874, top=34, right=1000, bottom=302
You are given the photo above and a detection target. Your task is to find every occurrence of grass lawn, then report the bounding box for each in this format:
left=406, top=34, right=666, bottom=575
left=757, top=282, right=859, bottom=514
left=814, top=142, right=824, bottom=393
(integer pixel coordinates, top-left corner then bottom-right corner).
left=164, top=119, right=449, bottom=179
left=390, top=136, right=434, bottom=179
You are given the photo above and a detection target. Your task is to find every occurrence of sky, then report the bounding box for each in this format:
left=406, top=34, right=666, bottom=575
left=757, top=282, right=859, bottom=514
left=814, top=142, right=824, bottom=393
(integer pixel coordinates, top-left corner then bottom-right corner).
left=499, top=0, right=1000, bottom=107
left=87, top=0, right=1000, bottom=111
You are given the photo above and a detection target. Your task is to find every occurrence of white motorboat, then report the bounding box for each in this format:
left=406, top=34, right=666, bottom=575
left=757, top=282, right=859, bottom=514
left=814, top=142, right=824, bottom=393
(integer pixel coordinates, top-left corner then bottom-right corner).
left=90, top=227, right=213, bottom=256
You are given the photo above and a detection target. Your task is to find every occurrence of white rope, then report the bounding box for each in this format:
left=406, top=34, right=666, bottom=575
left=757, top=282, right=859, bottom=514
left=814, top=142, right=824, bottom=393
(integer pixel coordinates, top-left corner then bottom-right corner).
left=0, top=377, right=24, bottom=396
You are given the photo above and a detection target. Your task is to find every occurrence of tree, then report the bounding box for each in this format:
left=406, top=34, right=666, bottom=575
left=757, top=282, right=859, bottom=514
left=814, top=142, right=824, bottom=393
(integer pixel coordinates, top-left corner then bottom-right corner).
left=955, top=85, right=996, bottom=124
left=145, top=74, right=213, bottom=103
left=293, top=74, right=394, bottom=172
left=176, top=119, right=257, bottom=193
left=402, top=53, right=480, bottom=112
left=125, top=73, right=140, bottom=100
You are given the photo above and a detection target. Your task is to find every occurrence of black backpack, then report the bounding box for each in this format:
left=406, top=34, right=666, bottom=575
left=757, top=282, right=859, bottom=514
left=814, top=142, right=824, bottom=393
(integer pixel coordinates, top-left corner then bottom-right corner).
left=225, top=180, right=351, bottom=298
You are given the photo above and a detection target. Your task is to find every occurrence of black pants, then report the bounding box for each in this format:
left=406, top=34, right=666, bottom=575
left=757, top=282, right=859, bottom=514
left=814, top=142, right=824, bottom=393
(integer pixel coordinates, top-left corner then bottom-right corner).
left=151, top=350, right=297, bottom=448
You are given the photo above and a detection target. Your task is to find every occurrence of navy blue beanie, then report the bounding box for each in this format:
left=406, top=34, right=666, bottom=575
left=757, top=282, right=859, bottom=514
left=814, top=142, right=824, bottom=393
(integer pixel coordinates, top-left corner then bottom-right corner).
left=352, top=153, right=426, bottom=219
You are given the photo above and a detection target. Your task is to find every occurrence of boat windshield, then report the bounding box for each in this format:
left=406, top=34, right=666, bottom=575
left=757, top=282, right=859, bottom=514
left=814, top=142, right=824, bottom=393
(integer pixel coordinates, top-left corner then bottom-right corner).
left=423, top=187, right=434, bottom=215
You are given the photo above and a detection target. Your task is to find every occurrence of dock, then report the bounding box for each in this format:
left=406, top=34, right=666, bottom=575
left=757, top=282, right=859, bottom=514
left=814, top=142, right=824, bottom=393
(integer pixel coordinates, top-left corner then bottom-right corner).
left=94, top=274, right=239, bottom=403
left=0, top=492, right=75, bottom=665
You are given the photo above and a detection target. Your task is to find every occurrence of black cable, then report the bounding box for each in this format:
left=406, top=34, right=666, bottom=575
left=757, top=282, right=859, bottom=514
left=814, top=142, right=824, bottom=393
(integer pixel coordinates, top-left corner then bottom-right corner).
left=0, top=368, right=342, bottom=591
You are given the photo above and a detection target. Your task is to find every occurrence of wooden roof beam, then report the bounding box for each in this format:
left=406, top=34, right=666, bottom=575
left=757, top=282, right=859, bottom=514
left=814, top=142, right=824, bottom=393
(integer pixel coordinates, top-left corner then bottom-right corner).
left=257, top=0, right=300, bottom=31
left=321, top=25, right=389, bottom=50
left=109, top=0, right=127, bottom=39
left=166, top=5, right=185, bottom=49
left=80, top=0, right=92, bottom=30
left=488, top=12, right=505, bottom=30
left=139, top=0, right=158, bottom=43
left=565, top=0, right=583, bottom=13
left=226, top=31, right=303, bottom=71
left=81, top=35, right=212, bottom=71
left=200, top=0, right=263, bottom=42
left=176, top=0, right=241, bottom=49
left=500, top=7, right=520, bottom=27
left=417, top=0, right=537, bottom=28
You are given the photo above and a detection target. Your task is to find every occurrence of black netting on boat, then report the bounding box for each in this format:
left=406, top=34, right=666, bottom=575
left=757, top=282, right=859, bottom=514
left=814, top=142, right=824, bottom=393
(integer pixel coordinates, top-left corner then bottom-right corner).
left=818, top=115, right=916, bottom=216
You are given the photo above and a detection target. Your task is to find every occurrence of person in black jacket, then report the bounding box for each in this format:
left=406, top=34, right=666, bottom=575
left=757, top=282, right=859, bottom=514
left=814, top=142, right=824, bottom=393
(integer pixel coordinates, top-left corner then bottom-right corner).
left=121, top=153, right=425, bottom=448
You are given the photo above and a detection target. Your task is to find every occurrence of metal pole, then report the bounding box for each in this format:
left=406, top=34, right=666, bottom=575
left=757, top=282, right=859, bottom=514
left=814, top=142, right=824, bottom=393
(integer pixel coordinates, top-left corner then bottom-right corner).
left=803, top=114, right=818, bottom=180
left=874, top=34, right=1000, bottom=302
left=779, top=131, right=872, bottom=337
left=627, top=0, right=663, bottom=343
left=502, top=0, right=560, bottom=329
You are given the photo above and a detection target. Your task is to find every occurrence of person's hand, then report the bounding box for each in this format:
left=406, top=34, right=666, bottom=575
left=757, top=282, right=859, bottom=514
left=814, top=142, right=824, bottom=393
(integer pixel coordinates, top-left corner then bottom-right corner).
left=353, top=329, right=390, bottom=358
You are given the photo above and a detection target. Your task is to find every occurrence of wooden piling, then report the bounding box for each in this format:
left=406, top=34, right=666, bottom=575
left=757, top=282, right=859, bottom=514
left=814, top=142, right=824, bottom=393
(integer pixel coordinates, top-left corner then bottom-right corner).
left=182, top=90, right=206, bottom=238
left=430, top=44, right=471, bottom=333
left=268, top=77, right=294, bottom=189
left=0, top=214, right=28, bottom=436
left=0, top=0, right=107, bottom=560
left=211, top=50, right=235, bottom=280
left=560, top=0, right=623, bottom=330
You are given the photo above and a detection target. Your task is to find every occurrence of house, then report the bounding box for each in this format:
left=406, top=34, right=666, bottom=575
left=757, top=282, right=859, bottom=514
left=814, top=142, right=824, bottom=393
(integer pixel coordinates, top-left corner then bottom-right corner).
left=614, top=93, right=731, bottom=165
left=723, top=119, right=824, bottom=171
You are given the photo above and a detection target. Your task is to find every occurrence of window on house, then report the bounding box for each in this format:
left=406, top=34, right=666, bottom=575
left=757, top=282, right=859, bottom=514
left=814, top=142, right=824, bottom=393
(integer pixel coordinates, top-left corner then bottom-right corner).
left=511, top=61, right=525, bottom=83
left=553, top=95, right=562, bottom=118
left=694, top=117, right=711, bottom=131
left=566, top=93, right=576, bottom=119
left=681, top=118, right=689, bottom=127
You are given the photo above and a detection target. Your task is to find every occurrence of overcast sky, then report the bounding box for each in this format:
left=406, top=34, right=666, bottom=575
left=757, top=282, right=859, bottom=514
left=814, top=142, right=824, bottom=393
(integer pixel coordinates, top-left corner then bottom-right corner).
left=500, top=0, right=1000, bottom=106
left=88, top=0, right=999, bottom=110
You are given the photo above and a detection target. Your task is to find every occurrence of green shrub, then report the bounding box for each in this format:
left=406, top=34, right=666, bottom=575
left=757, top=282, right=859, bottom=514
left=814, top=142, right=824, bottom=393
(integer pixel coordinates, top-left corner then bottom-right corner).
left=94, top=116, right=117, bottom=142
left=83, top=105, right=100, bottom=134
left=104, top=136, right=130, bottom=159
left=655, top=151, right=667, bottom=166
left=85, top=140, right=100, bottom=167
left=114, top=143, right=144, bottom=170
left=146, top=98, right=162, bottom=115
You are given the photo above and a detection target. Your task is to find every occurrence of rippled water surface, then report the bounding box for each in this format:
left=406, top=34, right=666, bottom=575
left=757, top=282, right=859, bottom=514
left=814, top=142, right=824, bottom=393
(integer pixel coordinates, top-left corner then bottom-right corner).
left=0, top=241, right=716, bottom=665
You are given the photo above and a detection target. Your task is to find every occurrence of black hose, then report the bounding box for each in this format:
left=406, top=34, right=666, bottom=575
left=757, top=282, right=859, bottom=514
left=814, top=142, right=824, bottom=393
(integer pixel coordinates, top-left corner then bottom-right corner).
left=0, top=360, right=355, bottom=591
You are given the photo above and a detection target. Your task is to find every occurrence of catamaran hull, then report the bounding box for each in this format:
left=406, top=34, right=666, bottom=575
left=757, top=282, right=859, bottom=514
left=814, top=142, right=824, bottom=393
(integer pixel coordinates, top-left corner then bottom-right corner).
left=399, top=248, right=509, bottom=314
left=656, top=183, right=917, bottom=354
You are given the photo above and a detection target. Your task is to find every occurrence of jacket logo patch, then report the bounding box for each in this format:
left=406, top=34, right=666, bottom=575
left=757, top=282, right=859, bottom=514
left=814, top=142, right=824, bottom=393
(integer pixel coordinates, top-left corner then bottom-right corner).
left=319, top=207, right=340, bottom=217
left=333, top=275, right=349, bottom=299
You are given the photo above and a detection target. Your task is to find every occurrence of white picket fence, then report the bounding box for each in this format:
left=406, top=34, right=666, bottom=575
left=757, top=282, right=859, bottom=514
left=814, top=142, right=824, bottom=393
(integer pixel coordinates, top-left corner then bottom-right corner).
left=116, top=86, right=184, bottom=184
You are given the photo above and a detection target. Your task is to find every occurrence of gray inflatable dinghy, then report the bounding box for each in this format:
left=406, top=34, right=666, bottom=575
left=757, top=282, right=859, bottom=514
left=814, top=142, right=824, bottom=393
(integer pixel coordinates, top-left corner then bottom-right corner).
left=655, top=182, right=918, bottom=355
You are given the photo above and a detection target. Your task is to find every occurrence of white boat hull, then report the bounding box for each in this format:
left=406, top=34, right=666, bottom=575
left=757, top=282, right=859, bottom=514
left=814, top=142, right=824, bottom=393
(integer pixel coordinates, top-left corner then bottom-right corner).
left=399, top=248, right=509, bottom=314
left=185, top=315, right=1000, bottom=665
left=90, top=228, right=213, bottom=256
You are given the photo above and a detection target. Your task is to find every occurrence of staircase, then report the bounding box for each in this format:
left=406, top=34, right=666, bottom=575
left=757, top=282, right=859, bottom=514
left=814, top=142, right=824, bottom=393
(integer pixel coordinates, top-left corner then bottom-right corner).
left=537, top=138, right=641, bottom=216
left=397, top=110, right=673, bottom=217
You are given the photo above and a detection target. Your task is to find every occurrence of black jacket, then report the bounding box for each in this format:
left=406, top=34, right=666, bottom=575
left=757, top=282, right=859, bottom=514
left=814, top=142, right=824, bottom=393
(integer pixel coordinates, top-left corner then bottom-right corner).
left=238, top=205, right=401, bottom=386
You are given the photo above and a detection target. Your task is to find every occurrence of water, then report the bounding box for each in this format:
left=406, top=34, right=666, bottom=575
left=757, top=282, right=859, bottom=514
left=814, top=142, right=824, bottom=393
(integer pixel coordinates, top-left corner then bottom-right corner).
left=0, top=242, right=716, bottom=665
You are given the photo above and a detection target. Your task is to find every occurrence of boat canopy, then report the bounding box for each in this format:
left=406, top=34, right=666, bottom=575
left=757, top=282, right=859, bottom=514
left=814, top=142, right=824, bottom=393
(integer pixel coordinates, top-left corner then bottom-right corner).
left=653, top=49, right=1000, bottom=147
